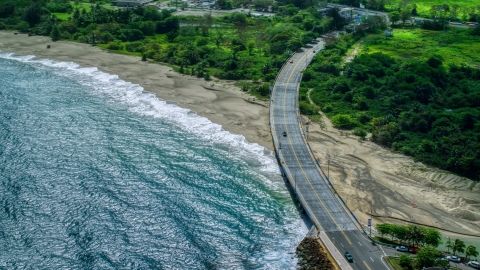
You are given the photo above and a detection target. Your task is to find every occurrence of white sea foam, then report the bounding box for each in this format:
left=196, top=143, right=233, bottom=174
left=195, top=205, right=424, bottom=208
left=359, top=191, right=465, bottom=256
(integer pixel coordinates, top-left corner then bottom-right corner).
left=0, top=52, right=280, bottom=175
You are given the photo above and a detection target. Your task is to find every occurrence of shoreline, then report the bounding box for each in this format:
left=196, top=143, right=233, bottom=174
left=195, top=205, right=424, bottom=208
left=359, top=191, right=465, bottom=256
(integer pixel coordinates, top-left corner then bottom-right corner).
left=0, top=31, right=274, bottom=153
left=2, top=30, right=479, bottom=239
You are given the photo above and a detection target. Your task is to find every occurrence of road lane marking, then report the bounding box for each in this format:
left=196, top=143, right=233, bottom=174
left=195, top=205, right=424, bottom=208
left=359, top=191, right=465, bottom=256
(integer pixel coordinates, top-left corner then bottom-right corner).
left=363, top=261, right=372, bottom=270
left=277, top=46, right=352, bottom=245
left=370, top=257, right=374, bottom=262
left=358, top=242, right=362, bottom=246
left=341, top=243, right=344, bottom=247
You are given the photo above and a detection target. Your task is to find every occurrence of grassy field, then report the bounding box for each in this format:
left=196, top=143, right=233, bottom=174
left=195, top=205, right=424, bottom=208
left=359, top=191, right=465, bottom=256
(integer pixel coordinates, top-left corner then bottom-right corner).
left=386, top=257, right=405, bottom=270
left=384, top=0, right=480, bottom=18
left=72, top=2, right=116, bottom=12
left=357, top=27, right=480, bottom=68
left=52, top=12, right=70, bottom=20
left=53, top=2, right=115, bottom=21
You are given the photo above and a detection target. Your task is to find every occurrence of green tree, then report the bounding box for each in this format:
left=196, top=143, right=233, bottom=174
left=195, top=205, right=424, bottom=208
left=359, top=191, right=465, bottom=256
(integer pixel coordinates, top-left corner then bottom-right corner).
left=50, top=25, right=60, bottom=41
left=246, top=40, right=255, bottom=55
left=166, top=30, right=178, bottom=42
left=446, top=238, right=452, bottom=253
left=331, top=114, right=358, bottom=129
left=141, top=54, right=147, bottom=61
left=415, top=246, right=441, bottom=269
left=451, top=239, right=466, bottom=256
left=398, top=253, right=413, bottom=270
left=388, top=11, right=400, bottom=25
left=24, top=2, right=42, bottom=27
left=466, top=245, right=479, bottom=261
left=423, top=228, right=442, bottom=247
left=375, top=223, right=392, bottom=238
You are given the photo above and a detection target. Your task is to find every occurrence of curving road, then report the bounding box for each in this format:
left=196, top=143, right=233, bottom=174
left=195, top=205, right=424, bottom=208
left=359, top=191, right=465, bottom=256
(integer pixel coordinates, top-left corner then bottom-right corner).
left=270, top=40, right=389, bottom=270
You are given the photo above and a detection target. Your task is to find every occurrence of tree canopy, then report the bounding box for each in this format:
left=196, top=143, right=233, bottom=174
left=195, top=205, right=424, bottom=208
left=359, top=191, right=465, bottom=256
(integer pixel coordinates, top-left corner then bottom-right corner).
left=305, top=49, right=480, bottom=180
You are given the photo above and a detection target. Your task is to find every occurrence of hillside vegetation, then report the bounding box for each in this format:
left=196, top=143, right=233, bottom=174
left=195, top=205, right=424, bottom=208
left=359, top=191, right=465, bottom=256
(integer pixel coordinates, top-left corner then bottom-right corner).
left=302, top=33, right=480, bottom=180
left=0, top=0, right=347, bottom=95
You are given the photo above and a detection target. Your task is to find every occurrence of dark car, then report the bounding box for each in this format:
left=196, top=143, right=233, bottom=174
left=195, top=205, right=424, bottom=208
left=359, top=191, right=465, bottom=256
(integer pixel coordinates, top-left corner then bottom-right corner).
left=408, top=247, right=419, bottom=254
left=282, top=131, right=287, bottom=137
left=344, top=252, right=353, bottom=262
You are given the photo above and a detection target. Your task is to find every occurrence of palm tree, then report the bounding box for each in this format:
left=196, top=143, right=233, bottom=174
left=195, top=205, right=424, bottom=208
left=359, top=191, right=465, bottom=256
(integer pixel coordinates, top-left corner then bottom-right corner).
left=466, top=245, right=479, bottom=261
left=446, top=238, right=452, bottom=253
left=451, top=239, right=466, bottom=256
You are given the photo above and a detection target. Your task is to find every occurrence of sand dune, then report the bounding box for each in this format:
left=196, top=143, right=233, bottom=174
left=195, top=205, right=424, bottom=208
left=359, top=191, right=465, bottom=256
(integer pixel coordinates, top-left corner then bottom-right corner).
left=305, top=113, right=480, bottom=236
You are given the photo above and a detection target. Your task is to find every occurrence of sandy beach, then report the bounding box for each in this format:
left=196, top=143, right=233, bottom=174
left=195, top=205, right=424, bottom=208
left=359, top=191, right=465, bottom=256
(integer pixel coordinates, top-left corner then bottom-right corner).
left=0, top=31, right=273, bottom=152
left=1, top=31, right=479, bottom=241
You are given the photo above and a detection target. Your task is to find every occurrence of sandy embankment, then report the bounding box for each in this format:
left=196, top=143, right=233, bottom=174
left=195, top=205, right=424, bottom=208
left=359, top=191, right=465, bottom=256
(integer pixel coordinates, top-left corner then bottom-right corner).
left=2, top=31, right=479, bottom=240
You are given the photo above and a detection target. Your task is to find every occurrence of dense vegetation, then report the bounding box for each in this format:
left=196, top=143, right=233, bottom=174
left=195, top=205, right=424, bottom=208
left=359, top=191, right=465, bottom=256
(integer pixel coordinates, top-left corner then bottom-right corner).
left=0, top=0, right=347, bottom=92
left=303, top=34, right=480, bottom=180
left=376, top=223, right=442, bottom=247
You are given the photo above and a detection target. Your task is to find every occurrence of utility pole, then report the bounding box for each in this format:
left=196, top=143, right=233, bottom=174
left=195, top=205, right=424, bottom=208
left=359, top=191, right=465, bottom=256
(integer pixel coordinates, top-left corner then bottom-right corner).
left=370, top=204, right=372, bottom=237
left=327, top=153, right=330, bottom=179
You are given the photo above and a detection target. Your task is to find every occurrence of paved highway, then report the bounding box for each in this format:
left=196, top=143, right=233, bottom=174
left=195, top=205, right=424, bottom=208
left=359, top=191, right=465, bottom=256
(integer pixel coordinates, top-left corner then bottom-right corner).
left=270, top=40, right=389, bottom=270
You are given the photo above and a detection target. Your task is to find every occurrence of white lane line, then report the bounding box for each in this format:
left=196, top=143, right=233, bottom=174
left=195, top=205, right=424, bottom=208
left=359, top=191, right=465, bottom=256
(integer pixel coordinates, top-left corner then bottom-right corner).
left=341, top=242, right=344, bottom=247
left=381, top=256, right=390, bottom=270
left=358, top=242, right=362, bottom=246
left=370, top=257, right=374, bottom=262
left=380, top=245, right=386, bottom=256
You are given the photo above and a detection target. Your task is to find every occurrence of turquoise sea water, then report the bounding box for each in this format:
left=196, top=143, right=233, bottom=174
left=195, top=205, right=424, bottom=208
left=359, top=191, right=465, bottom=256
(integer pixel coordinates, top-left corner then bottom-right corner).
left=0, top=53, right=307, bottom=269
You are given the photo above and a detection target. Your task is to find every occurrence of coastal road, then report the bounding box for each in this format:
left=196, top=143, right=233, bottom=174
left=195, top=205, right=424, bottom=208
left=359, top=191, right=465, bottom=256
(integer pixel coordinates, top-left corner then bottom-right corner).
left=270, top=40, right=389, bottom=270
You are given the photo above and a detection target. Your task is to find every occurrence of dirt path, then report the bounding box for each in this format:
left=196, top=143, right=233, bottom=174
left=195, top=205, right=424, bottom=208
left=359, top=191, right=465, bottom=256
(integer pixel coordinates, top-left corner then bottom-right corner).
left=344, top=41, right=363, bottom=64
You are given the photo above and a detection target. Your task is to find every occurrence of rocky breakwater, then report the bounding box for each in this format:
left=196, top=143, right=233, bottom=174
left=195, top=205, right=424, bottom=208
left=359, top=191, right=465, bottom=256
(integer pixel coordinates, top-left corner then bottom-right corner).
left=296, top=237, right=334, bottom=270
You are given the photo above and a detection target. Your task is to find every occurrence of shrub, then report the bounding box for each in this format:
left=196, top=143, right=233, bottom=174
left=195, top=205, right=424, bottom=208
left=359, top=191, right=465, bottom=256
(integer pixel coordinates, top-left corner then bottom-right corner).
left=331, top=114, right=358, bottom=129
left=16, top=21, right=30, bottom=32
left=106, top=40, right=124, bottom=50
left=398, top=253, right=413, bottom=270
left=322, top=104, right=333, bottom=113
left=299, top=101, right=319, bottom=115
left=353, top=128, right=367, bottom=139
left=125, top=41, right=144, bottom=53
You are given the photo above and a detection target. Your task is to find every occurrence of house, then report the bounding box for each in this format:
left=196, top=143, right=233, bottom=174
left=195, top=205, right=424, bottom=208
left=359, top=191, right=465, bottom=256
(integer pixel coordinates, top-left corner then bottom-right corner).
left=339, top=8, right=353, bottom=18
left=385, top=28, right=393, bottom=37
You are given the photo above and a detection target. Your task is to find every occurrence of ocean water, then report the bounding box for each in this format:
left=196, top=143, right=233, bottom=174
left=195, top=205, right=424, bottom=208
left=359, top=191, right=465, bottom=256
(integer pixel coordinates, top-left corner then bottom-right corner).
left=0, top=53, right=307, bottom=269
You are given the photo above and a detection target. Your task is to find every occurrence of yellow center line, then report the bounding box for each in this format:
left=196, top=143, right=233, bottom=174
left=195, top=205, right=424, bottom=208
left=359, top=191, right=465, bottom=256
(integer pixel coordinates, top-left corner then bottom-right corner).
left=274, top=44, right=352, bottom=245
left=363, top=260, right=372, bottom=270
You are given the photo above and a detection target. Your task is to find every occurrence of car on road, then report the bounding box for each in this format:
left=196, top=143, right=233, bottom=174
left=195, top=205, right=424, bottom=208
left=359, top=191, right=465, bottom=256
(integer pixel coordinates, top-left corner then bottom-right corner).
left=446, top=255, right=461, bottom=263
left=344, top=251, right=354, bottom=262
left=289, top=59, right=293, bottom=63
left=396, top=246, right=408, bottom=252
left=313, top=50, right=316, bottom=53
left=408, top=247, right=418, bottom=254
left=282, top=131, right=287, bottom=137
left=468, top=261, right=480, bottom=269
